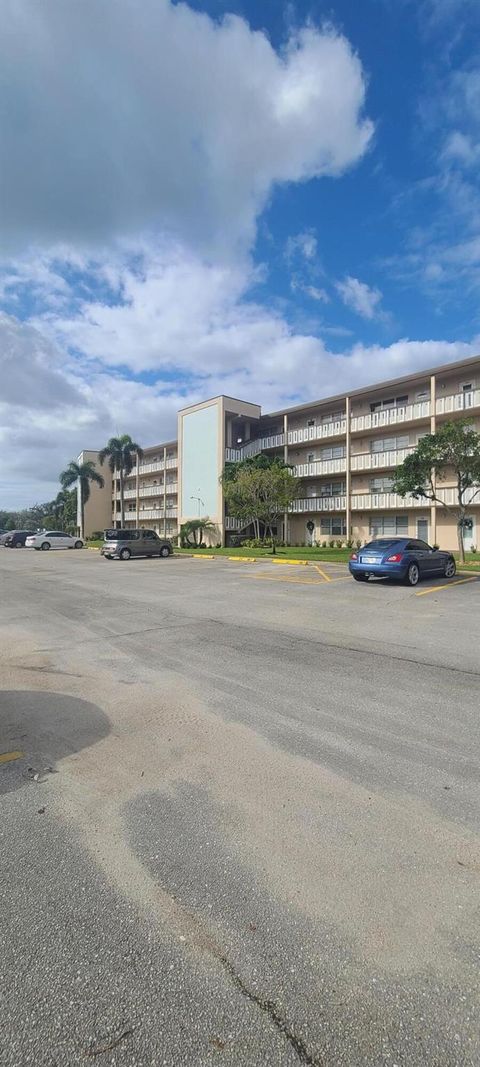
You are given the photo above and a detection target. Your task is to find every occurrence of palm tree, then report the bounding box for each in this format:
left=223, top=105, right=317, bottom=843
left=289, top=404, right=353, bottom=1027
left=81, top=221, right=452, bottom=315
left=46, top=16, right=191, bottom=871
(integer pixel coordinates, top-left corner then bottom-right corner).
left=52, top=490, right=69, bottom=529
left=98, top=435, right=144, bottom=528
left=60, top=460, right=104, bottom=539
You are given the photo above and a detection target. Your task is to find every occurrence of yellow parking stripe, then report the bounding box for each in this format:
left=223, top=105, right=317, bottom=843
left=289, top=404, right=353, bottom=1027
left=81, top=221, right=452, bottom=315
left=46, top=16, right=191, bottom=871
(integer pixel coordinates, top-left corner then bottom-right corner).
left=270, top=558, right=309, bottom=566
left=0, top=750, right=24, bottom=763
left=415, top=577, right=478, bottom=597
left=245, top=574, right=324, bottom=585
left=314, top=565, right=332, bottom=582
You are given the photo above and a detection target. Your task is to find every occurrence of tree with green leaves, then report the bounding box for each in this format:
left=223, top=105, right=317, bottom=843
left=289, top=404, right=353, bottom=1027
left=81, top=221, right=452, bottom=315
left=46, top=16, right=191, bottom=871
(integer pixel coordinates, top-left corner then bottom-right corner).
left=60, top=460, right=105, bottom=539
left=392, top=419, right=480, bottom=561
left=222, top=458, right=299, bottom=552
left=98, top=435, right=144, bottom=527
left=179, top=518, right=217, bottom=547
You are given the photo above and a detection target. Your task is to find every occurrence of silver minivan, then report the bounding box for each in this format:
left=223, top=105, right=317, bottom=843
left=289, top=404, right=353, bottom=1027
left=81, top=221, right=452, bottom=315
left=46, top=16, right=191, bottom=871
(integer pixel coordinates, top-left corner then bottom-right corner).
left=101, top=528, right=172, bottom=561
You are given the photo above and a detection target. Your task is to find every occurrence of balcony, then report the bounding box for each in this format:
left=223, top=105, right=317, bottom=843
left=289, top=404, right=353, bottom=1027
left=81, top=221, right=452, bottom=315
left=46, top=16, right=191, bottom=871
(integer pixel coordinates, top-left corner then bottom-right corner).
left=226, top=433, right=285, bottom=463
left=123, top=488, right=137, bottom=500
left=351, top=493, right=426, bottom=511
left=350, top=401, right=431, bottom=433
left=290, top=495, right=346, bottom=514
left=288, top=419, right=346, bottom=445
left=138, top=461, right=165, bottom=475
left=138, top=508, right=178, bottom=520
left=225, top=516, right=245, bottom=530
left=293, top=458, right=346, bottom=477
left=436, top=388, right=480, bottom=416
left=436, top=486, right=480, bottom=506
left=350, top=447, right=414, bottom=472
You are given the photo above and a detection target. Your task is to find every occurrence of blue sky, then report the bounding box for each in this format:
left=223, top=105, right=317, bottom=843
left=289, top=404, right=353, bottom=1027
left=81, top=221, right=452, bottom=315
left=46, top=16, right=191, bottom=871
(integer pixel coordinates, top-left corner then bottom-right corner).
left=0, top=0, right=479, bottom=506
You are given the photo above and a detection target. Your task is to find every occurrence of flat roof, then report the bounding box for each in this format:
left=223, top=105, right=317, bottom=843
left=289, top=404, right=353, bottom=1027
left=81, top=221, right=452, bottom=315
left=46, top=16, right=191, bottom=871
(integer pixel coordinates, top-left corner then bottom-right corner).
left=264, top=353, right=480, bottom=419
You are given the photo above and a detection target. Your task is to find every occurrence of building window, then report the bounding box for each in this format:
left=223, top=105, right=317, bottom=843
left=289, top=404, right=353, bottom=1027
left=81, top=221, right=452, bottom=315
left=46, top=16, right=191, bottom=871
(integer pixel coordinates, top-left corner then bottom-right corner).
left=319, top=481, right=346, bottom=497
left=370, top=394, right=408, bottom=412
left=307, top=452, right=315, bottom=463
left=307, top=419, right=315, bottom=427
left=369, top=477, right=394, bottom=492
left=320, top=445, right=346, bottom=460
left=370, top=434, right=409, bottom=453
left=369, top=516, right=408, bottom=537
left=320, top=516, right=347, bottom=536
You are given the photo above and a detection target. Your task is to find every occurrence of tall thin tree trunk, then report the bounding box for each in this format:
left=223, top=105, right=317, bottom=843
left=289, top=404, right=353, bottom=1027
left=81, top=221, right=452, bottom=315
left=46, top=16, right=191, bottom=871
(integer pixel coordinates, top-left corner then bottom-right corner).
left=79, top=481, right=84, bottom=540
left=457, top=514, right=465, bottom=563
left=119, top=467, right=124, bottom=527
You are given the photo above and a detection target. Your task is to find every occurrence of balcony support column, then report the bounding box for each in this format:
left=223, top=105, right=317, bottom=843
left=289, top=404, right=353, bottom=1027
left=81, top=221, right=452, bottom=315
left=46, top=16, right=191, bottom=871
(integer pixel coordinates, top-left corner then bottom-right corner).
left=284, top=413, right=289, bottom=543
left=135, top=457, right=139, bottom=526
left=430, top=374, right=437, bottom=545
left=345, top=396, right=351, bottom=538
left=163, top=446, right=167, bottom=539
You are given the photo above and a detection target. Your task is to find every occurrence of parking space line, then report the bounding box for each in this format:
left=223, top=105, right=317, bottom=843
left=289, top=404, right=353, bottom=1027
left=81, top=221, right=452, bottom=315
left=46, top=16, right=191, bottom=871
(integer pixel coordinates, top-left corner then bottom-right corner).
left=244, top=573, right=324, bottom=585
left=314, top=565, right=332, bottom=582
left=415, top=576, right=478, bottom=597
left=0, top=750, right=24, bottom=763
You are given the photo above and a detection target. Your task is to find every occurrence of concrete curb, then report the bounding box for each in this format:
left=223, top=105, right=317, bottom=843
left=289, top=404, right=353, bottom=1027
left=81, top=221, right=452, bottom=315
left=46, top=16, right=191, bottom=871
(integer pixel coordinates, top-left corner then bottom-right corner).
left=270, top=558, right=309, bottom=566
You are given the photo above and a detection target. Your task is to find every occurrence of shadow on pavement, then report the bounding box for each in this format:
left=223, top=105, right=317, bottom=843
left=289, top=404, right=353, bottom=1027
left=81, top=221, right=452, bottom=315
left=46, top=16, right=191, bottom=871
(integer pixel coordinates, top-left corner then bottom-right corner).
left=0, top=690, right=110, bottom=796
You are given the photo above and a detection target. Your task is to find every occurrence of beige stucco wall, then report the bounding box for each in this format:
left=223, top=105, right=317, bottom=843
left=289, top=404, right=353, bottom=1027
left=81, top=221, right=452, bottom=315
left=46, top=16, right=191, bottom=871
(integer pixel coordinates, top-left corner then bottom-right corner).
left=78, top=451, right=113, bottom=538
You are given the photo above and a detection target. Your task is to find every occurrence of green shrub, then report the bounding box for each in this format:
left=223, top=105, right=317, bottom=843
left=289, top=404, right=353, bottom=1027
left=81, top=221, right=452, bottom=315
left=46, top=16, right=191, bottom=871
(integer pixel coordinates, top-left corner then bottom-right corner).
left=335, top=539, right=343, bottom=549
left=355, top=539, right=362, bottom=549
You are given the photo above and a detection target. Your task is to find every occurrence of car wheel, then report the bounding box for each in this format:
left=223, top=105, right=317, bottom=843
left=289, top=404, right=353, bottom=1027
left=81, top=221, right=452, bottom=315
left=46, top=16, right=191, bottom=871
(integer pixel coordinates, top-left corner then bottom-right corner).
left=159, top=545, right=171, bottom=558
left=353, top=573, right=369, bottom=582
left=119, top=547, right=131, bottom=561
left=406, top=562, right=419, bottom=586
left=16, top=542, right=24, bottom=548
left=75, top=540, right=83, bottom=549
left=41, top=542, right=51, bottom=551
left=444, top=559, right=456, bottom=579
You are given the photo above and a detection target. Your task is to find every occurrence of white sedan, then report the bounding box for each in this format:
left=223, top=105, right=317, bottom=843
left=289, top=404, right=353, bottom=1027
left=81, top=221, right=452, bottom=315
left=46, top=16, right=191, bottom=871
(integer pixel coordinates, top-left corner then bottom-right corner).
left=25, top=531, right=84, bottom=551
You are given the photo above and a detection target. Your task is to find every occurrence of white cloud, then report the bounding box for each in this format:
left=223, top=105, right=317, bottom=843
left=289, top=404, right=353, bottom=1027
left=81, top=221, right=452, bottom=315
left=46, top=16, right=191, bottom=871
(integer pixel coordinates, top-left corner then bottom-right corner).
left=442, top=131, right=480, bottom=166
left=0, top=1, right=373, bottom=258
left=285, top=231, right=318, bottom=262
left=0, top=250, right=478, bottom=506
left=335, top=275, right=383, bottom=319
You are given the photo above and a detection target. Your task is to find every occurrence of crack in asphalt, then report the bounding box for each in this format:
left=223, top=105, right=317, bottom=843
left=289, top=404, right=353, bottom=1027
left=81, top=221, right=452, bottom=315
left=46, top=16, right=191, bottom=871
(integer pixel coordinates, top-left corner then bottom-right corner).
left=34, top=614, right=480, bottom=678
left=217, top=953, right=323, bottom=1066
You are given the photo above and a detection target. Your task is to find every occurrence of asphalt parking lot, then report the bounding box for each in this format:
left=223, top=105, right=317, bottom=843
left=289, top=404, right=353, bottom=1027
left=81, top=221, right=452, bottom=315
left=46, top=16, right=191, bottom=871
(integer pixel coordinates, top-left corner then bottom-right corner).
left=1, top=548, right=479, bottom=1066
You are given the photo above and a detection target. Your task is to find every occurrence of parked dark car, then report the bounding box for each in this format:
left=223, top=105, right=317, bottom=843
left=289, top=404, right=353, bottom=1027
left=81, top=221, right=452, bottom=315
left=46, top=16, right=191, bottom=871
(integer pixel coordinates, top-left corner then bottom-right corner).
left=2, top=530, right=32, bottom=548
left=349, top=538, right=456, bottom=587
left=101, top=528, right=172, bottom=561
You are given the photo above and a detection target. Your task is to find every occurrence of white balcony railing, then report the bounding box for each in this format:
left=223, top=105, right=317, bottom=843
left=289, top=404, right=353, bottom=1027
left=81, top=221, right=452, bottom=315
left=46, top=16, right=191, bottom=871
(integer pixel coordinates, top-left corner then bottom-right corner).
left=350, top=447, right=414, bottom=471
left=226, top=433, right=285, bottom=463
left=436, top=486, right=480, bottom=506
left=290, top=495, right=346, bottom=513
left=123, top=488, right=137, bottom=499
left=225, top=516, right=245, bottom=530
left=293, top=458, right=346, bottom=478
left=436, top=389, right=480, bottom=416
left=288, top=420, right=346, bottom=445
left=351, top=493, right=426, bottom=511
left=350, top=401, right=431, bottom=433
left=138, top=508, right=178, bottom=520
left=138, top=462, right=165, bottom=475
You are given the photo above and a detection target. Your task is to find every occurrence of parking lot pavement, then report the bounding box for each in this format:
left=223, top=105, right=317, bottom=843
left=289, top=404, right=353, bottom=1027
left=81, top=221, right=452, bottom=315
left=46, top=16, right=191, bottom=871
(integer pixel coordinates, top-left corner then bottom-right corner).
left=1, top=549, right=480, bottom=1066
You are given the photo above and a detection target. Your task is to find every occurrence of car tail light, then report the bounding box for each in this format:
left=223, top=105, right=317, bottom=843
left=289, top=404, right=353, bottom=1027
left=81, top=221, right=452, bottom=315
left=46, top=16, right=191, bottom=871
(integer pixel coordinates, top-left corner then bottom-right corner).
left=350, top=552, right=358, bottom=561
left=386, top=552, right=403, bottom=562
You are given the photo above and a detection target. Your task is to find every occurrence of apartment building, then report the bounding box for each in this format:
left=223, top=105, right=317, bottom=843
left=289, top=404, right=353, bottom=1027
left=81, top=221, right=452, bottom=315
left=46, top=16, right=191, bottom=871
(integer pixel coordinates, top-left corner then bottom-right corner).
left=81, top=354, right=480, bottom=550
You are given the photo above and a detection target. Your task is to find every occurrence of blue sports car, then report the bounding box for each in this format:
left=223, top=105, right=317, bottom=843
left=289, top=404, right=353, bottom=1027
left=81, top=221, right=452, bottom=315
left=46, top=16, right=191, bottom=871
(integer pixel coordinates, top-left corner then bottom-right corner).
left=349, top=537, right=456, bottom=587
